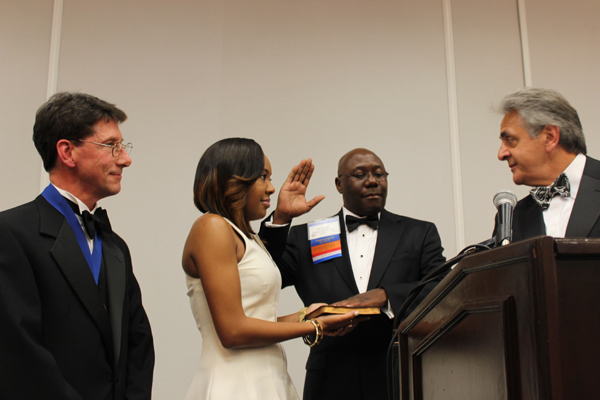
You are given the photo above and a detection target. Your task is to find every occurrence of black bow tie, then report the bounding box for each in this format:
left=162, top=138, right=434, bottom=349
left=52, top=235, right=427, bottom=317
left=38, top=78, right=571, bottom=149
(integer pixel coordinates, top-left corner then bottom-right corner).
left=66, top=200, right=112, bottom=238
left=530, top=173, right=571, bottom=210
left=345, top=214, right=379, bottom=232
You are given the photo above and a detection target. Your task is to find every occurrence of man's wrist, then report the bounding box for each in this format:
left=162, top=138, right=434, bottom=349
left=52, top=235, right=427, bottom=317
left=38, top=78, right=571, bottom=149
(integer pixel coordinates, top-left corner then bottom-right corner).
left=272, top=210, right=292, bottom=225
left=375, top=287, right=389, bottom=307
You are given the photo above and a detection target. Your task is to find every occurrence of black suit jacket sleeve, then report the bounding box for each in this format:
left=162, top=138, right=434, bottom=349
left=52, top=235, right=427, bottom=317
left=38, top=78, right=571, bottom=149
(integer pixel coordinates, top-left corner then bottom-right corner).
left=259, top=220, right=306, bottom=289
left=259, top=222, right=295, bottom=285
left=0, top=219, right=83, bottom=399
left=378, top=221, right=445, bottom=314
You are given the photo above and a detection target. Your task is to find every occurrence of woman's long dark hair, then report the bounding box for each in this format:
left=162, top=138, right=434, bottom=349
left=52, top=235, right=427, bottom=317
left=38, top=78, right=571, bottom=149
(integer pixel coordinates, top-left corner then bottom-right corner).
left=193, top=138, right=264, bottom=237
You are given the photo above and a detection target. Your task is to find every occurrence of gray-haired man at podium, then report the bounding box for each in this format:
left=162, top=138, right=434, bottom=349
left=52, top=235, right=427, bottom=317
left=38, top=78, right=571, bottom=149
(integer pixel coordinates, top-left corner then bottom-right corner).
left=495, top=87, right=600, bottom=241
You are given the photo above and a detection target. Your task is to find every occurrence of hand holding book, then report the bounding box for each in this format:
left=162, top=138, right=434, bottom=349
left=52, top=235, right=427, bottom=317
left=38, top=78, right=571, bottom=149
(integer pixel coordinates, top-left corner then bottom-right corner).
left=306, top=305, right=380, bottom=320
left=304, top=306, right=376, bottom=337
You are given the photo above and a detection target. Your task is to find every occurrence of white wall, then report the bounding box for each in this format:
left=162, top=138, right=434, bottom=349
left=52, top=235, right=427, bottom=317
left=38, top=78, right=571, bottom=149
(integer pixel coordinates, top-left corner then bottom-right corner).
left=1, top=0, right=599, bottom=398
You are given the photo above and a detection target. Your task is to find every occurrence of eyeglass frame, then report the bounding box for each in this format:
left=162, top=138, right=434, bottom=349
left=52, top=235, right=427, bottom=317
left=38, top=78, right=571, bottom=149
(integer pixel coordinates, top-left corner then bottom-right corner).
left=337, top=171, right=389, bottom=182
left=73, top=139, right=133, bottom=157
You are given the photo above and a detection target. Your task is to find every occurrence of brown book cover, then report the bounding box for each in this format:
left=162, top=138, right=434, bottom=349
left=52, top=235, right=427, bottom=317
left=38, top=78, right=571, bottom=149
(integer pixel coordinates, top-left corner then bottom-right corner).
left=305, top=305, right=380, bottom=320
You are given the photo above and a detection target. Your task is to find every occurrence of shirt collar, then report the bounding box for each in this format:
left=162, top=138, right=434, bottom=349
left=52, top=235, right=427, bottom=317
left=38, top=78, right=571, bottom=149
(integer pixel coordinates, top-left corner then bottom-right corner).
left=51, top=183, right=99, bottom=214
left=562, top=153, right=586, bottom=199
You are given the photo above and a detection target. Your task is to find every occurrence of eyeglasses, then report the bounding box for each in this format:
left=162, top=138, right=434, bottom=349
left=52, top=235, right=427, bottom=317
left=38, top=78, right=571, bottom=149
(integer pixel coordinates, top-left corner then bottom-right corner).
left=74, top=139, right=133, bottom=157
left=338, top=171, right=389, bottom=182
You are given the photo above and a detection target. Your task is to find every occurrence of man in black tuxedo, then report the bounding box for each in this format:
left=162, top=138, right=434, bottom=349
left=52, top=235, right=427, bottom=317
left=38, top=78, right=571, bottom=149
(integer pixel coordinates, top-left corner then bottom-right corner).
left=261, top=148, right=446, bottom=400
left=0, top=93, right=154, bottom=400
left=496, top=87, right=600, bottom=240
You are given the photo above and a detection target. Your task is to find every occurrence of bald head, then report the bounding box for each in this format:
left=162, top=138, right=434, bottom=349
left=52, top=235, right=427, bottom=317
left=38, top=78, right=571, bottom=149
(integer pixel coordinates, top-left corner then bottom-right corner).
left=335, top=148, right=388, bottom=216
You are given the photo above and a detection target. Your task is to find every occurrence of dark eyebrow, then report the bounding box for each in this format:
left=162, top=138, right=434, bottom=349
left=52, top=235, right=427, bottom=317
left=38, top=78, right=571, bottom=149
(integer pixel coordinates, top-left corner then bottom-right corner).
left=100, top=136, right=122, bottom=144
left=500, top=131, right=509, bottom=139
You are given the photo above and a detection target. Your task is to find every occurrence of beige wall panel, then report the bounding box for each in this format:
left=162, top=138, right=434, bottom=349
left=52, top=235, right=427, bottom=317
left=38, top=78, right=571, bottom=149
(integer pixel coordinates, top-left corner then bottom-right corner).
left=1, top=0, right=453, bottom=397
left=525, top=0, right=600, bottom=159
left=219, top=0, right=455, bottom=250
left=451, top=0, right=531, bottom=246
left=0, top=0, right=53, bottom=210
left=5, top=0, right=599, bottom=398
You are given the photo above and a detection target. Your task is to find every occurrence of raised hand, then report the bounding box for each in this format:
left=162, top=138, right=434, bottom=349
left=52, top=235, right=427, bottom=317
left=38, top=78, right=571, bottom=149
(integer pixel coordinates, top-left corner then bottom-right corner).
left=272, top=158, right=325, bottom=225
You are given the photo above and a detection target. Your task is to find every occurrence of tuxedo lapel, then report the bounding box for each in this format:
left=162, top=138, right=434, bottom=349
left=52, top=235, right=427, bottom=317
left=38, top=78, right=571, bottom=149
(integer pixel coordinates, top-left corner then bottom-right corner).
left=102, top=233, right=126, bottom=367
left=38, top=197, right=115, bottom=361
left=333, top=211, right=360, bottom=294
left=566, top=157, right=600, bottom=237
left=368, top=210, right=403, bottom=290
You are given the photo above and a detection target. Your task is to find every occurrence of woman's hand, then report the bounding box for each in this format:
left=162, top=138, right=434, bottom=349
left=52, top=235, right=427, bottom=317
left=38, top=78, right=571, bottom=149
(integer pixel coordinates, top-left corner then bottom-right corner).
left=272, top=158, right=325, bottom=225
left=315, top=311, right=368, bottom=337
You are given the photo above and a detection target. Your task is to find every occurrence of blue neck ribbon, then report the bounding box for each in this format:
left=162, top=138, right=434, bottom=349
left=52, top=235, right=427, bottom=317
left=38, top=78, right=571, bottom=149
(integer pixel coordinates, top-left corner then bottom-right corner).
left=42, top=184, right=103, bottom=284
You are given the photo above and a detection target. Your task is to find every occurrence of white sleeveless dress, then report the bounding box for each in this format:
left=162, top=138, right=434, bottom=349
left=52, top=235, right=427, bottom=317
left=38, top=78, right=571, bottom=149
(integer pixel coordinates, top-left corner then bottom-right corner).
left=184, top=219, right=299, bottom=400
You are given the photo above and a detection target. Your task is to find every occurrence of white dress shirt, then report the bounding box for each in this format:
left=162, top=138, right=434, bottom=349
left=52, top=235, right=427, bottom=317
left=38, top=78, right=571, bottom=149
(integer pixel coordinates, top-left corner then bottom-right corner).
left=342, top=207, right=393, bottom=318
left=343, top=207, right=379, bottom=294
left=543, top=153, right=586, bottom=238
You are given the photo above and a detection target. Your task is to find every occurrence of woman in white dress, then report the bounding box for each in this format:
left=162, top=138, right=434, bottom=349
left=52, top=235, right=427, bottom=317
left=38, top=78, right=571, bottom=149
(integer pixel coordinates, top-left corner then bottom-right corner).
left=182, top=138, right=357, bottom=400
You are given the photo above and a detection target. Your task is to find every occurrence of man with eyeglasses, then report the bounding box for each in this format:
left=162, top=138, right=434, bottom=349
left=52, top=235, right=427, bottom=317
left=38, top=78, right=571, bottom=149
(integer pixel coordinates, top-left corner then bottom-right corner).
left=0, top=92, right=154, bottom=400
left=261, top=148, right=446, bottom=400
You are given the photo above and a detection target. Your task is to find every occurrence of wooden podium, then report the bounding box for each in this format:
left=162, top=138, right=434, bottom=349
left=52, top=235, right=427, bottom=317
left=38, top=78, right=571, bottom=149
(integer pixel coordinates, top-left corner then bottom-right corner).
left=397, top=236, right=600, bottom=400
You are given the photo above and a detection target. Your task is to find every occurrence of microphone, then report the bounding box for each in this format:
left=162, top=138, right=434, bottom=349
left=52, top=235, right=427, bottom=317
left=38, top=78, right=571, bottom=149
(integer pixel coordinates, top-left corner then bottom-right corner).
left=493, top=190, right=517, bottom=246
